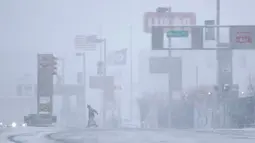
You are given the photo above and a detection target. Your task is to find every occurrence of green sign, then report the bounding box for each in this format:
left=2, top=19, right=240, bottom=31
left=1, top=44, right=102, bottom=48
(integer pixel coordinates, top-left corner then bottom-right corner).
left=167, top=30, right=189, bottom=38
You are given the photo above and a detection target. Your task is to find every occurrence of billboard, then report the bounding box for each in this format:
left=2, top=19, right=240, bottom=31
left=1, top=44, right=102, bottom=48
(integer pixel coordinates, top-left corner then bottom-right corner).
left=37, top=54, right=54, bottom=115
left=37, top=68, right=53, bottom=97
left=229, top=26, right=255, bottom=49
left=143, top=12, right=196, bottom=33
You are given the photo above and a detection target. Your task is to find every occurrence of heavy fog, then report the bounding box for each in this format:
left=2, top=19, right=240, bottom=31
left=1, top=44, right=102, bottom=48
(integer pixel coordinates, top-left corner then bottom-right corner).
left=1, top=0, right=255, bottom=128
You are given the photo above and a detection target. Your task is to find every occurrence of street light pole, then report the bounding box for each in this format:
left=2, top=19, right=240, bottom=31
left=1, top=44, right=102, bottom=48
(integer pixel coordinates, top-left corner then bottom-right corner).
left=102, top=39, right=107, bottom=125
left=167, top=7, right=173, bottom=128
left=75, top=52, right=87, bottom=124
left=82, top=53, right=87, bottom=122
left=129, top=25, right=133, bottom=120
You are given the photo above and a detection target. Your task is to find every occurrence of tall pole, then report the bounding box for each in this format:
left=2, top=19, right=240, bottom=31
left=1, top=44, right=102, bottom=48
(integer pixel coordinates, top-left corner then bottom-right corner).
left=216, top=0, right=220, bottom=44
left=129, top=25, right=133, bottom=120
left=103, top=39, right=107, bottom=125
left=167, top=7, right=173, bottom=128
left=99, top=27, right=104, bottom=126
left=82, top=53, right=87, bottom=123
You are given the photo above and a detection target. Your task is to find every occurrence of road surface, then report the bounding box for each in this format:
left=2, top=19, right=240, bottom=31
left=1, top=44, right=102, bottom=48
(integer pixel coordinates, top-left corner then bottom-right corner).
left=1, top=127, right=255, bottom=143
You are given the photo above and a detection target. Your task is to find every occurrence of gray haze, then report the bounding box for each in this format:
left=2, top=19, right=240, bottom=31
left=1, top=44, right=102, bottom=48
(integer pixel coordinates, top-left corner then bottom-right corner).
left=1, top=0, right=255, bottom=120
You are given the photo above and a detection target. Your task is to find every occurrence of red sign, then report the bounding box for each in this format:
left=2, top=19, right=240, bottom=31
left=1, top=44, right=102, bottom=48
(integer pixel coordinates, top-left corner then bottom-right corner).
left=235, top=32, right=252, bottom=44
left=143, top=12, right=196, bottom=33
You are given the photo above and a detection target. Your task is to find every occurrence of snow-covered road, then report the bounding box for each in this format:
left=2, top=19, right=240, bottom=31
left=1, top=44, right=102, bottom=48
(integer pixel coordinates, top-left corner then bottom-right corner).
left=1, top=127, right=255, bottom=143
left=0, top=127, right=60, bottom=143
left=48, top=129, right=255, bottom=143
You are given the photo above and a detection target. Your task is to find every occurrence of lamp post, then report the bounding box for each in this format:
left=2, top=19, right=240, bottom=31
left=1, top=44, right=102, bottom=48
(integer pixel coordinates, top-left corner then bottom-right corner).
left=75, top=52, right=87, bottom=123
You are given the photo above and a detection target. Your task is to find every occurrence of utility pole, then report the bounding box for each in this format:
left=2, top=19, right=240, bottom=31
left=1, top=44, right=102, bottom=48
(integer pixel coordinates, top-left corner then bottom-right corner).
left=82, top=53, right=87, bottom=123
left=129, top=25, right=133, bottom=120
left=167, top=7, right=173, bottom=128
left=215, top=0, right=229, bottom=128
left=216, top=0, right=220, bottom=44
left=75, top=52, right=87, bottom=124
left=102, top=39, right=107, bottom=125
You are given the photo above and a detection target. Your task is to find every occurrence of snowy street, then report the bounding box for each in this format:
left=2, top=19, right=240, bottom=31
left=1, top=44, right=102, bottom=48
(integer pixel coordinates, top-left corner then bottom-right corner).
left=0, top=127, right=61, bottom=143
left=1, top=127, right=255, bottom=143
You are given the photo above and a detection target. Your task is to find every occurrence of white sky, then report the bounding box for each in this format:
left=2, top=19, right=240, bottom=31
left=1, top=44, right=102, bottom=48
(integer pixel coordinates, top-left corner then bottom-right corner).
left=1, top=0, right=255, bottom=95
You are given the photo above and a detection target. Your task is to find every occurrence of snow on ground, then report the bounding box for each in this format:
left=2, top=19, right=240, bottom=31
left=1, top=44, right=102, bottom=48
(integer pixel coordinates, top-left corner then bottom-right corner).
left=1, top=127, right=255, bottom=143
left=50, top=129, right=255, bottom=143
left=0, top=127, right=61, bottom=143
left=49, top=129, right=199, bottom=143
